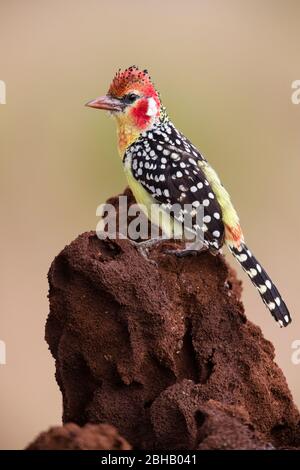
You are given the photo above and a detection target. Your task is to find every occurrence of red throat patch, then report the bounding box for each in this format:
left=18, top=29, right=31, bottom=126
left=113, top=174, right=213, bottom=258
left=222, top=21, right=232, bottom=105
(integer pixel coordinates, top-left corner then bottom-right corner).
left=130, top=98, right=152, bottom=129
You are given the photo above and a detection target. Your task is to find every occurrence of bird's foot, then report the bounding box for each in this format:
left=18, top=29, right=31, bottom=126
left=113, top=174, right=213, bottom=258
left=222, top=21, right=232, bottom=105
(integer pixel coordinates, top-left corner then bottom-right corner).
left=165, top=240, right=209, bottom=258
left=131, top=238, right=163, bottom=262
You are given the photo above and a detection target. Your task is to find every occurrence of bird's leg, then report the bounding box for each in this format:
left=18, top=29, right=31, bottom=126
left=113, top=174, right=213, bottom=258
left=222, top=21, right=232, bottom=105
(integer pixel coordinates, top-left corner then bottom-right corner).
left=165, top=240, right=210, bottom=258
left=131, top=237, right=164, bottom=259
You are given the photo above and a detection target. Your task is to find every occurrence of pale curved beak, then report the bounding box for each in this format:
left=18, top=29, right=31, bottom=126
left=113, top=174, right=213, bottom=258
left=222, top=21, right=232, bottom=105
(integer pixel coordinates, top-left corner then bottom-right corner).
left=85, top=95, right=123, bottom=112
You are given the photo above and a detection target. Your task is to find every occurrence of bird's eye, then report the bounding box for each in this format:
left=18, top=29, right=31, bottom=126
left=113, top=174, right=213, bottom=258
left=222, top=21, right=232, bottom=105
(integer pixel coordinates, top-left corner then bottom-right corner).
left=125, top=93, right=139, bottom=104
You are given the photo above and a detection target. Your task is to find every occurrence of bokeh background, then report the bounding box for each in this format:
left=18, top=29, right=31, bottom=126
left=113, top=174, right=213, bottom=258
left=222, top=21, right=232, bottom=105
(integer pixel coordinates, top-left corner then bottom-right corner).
left=1, top=0, right=299, bottom=449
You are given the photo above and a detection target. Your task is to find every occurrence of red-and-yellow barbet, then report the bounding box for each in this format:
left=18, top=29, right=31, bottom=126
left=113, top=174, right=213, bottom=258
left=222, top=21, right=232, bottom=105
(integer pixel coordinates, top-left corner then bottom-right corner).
left=86, top=66, right=291, bottom=327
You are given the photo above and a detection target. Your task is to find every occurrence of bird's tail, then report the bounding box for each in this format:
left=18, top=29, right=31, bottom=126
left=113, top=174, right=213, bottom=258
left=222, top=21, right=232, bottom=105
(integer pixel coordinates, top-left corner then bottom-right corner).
left=228, top=242, right=291, bottom=327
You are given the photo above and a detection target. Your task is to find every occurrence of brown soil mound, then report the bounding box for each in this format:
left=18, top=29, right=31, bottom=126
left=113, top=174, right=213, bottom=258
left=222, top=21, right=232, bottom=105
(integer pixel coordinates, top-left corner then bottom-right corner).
left=26, top=423, right=131, bottom=450
left=45, top=189, right=300, bottom=450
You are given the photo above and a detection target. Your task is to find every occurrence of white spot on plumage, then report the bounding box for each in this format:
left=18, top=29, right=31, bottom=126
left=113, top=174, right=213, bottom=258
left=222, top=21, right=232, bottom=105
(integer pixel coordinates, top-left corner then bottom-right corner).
left=258, top=285, right=267, bottom=294
left=146, top=97, right=158, bottom=117
left=203, top=199, right=210, bottom=207
left=275, top=297, right=281, bottom=306
left=238, top=253, right=247, bottom=262
left=213, top=230, right=220, bottom=238
left=214, top=212, right=220, bottom=219
left=176, top=171, right=183, bottom=178
left=265, top=280, right=272, bottom=289
left=203, top=215, right=211, bottom=223
left=256, top=264, right=262, bottom=273
left=247, top=268, right=257, bottom=278
left=190, top=186, right=197, bottom=193
left=268, top=301, right=276, bottom=311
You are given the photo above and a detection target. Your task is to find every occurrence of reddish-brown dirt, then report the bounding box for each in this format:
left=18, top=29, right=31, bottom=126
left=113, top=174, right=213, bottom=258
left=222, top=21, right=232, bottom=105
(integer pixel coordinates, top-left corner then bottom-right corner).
left=45, top=189, right=300, bottom=450
left=26, top=423, right=131, bottom=450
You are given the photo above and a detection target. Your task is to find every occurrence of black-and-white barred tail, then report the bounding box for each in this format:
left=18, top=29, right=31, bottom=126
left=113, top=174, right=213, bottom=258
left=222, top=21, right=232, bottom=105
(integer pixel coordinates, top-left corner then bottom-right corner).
left=228, top=242, right=291, bottom=327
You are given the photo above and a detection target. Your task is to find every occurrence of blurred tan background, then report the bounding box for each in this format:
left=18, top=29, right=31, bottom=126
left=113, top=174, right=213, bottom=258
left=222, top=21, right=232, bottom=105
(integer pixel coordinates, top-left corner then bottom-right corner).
left=0, top=0, right=299, bottom=449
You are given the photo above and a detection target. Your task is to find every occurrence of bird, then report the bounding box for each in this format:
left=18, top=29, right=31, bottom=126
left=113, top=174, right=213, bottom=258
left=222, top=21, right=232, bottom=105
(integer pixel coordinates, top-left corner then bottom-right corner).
left=86, top=65, right=291, bottom=328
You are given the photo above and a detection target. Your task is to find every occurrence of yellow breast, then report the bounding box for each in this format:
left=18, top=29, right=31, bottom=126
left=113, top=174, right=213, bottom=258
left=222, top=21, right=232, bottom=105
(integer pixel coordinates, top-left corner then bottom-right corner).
left=116, top=114, right=141, bottom=156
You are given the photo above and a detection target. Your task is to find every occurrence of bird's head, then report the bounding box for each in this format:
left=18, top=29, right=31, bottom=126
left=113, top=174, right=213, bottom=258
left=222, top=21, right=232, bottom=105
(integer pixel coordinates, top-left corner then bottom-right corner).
left=86, top=66, right=164, bottom=154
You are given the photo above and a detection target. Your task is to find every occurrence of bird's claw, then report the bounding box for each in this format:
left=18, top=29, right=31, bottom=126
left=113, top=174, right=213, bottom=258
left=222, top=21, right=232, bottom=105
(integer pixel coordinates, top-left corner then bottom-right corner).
left=131, top=239, right=160, bottom=265
left=164, top=248, right=201, bottom=258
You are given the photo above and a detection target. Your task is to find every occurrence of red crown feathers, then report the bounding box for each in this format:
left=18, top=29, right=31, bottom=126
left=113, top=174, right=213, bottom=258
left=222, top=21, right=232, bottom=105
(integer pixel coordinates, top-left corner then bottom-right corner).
left=108, top=66, right=159, bottom=100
